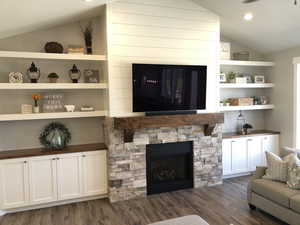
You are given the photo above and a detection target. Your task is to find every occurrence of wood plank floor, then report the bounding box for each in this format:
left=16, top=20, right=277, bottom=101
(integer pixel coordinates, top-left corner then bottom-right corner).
left=0, top=176, right=287, bottom=225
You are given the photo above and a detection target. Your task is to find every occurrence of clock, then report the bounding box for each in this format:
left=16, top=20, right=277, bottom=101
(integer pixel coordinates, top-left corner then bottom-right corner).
left=9, top=72, right=23, bottom=83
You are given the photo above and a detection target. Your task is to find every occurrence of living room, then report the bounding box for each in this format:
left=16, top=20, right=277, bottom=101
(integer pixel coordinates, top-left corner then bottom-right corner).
left=0, top=0, right=299, bottom=225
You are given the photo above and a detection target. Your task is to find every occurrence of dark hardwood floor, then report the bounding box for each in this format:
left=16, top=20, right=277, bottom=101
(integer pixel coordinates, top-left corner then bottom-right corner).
left=0, top=176, right=287, bottom=225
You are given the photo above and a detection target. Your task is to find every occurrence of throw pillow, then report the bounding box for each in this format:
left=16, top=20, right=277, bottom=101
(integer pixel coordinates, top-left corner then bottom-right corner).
left=288, top=165, right=300, bottom=189
left=263, top=152, right=300, bottom=182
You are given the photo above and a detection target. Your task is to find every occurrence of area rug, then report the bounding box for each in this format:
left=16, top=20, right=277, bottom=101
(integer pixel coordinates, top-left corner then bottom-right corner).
left=149, top=215, right=209, bottom=225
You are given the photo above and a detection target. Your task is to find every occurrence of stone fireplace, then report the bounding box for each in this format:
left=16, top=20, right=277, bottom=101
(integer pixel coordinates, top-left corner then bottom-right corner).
left=104, top=113, right=224, bottom=203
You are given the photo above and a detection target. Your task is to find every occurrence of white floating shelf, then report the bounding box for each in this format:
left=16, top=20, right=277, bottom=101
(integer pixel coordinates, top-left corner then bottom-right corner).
left=0, top=83, right=108, bottom=90
left=220, top=60, right=275, bottom=67
left=220, top=105, right=275, bottom=112
left=0, top=51, right=107, bottom=61
left=220, top=83, right=274, bottom=89
left=0, top=111, right=107, bottom=122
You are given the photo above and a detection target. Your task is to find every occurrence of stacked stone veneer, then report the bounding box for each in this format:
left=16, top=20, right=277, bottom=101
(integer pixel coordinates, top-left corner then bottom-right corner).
left=104, top=118, right=223, bottom=203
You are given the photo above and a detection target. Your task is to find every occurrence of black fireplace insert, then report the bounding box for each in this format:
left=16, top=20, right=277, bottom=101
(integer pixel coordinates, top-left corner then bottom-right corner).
left=146, top=141, right=194, bottom=195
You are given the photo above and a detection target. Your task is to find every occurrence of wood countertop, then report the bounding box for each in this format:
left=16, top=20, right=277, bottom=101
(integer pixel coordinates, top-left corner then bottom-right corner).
left=0, top=143, right=107, bottom=160
left=222, top=130, right=280, bottom=139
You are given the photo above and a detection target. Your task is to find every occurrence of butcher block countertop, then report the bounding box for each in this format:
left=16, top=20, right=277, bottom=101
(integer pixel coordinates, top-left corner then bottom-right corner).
left=222, top=130, right=280, bottom=139
left=0, top=143, right=107, bottom=160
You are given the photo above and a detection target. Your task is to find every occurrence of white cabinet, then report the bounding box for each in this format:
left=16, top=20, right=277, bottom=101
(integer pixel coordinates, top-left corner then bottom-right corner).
left=57, top=153, right=82, bottom=201
left=231, top=139, right=248, bottom=174
left=28, top=156, right=57, bottom=205
left=0, top=150, right=107, bottom=210
left=222, top=139, right=232, bottom=176
left=82, top=151, right=107, bottom=196
left=0, top=158, right=29, bottom=209
left=247, top=137, right=263, bottom=171
left=262, top=135, right=279, bottom=166
left=222, top=134, right=279, bottom=177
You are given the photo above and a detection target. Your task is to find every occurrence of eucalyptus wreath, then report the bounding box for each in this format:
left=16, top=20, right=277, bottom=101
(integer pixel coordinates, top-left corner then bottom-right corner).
left=39, top=122, right=71, bottom=150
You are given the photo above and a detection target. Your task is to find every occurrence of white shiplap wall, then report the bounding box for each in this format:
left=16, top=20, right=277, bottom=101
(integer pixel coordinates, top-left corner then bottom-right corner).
left=106, top=0, right=220, bottom=117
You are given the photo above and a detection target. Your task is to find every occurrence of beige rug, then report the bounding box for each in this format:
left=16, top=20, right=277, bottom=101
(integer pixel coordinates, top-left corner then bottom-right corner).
left=149, top=215, right=209, bottom=225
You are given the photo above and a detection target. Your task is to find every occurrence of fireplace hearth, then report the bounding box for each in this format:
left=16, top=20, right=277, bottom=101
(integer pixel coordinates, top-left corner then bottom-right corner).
left=146, top=141, right=194, bottom=195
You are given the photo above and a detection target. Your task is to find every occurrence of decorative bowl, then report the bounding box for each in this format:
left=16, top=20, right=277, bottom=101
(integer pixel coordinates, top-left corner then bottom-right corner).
left=64, top=105, right=75, bottom=112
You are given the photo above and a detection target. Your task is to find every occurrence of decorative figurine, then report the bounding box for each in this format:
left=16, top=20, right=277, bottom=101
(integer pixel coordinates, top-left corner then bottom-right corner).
left=69, top=64, right=81, bottom=83
left=27, top=62, right=41, bottom=83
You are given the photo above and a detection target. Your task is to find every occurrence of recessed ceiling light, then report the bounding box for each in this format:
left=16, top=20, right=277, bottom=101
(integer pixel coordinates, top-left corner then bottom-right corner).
left=84, top=0, right=94, bottom=2
left=244, top=12, right=254, bottom=21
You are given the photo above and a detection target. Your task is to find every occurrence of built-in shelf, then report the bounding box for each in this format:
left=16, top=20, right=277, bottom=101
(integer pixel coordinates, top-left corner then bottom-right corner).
left=0, top=111, right=107, bottom=122
left=220, top=60, right=275, bottom=67
left=0, top=83, right=108, bottom=90
left=0, top=51, right=107, bottom=61
left=220, top=83, right=274, bottom=89
left=220, top=105, right=275, bottom=112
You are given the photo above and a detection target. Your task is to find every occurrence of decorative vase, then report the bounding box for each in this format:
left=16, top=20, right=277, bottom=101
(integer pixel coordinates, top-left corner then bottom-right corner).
left=69, top=64, right=81, bottom=83
left=33, top=106, right=40, bottom=113
left=27, top=62, right=41, bottom=83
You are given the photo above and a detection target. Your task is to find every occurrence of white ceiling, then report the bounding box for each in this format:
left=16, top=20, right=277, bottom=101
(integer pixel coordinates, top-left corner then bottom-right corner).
left=0, top=0, right=111, bottom=40
left=193, top=0, right=300, bottom=54
left=1, top=0, right=300, bottom=54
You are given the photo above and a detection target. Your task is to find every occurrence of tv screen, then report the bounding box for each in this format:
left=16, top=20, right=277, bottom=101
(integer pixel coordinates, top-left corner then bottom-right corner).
left=133, top=64, right=207, bottom=112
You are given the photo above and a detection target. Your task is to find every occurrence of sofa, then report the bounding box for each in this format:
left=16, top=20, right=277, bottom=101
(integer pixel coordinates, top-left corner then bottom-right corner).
left=248, top=149, right=300, bottom=225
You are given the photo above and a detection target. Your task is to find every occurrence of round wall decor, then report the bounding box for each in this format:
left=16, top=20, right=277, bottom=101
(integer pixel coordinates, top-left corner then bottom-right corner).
left=39, top=122, right=71, bottom=150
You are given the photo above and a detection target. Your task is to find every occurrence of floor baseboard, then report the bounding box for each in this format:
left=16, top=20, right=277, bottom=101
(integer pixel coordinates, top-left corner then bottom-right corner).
left=1, top=194, right=107, bottom=215
left=0, top=210, right=6, bottom=217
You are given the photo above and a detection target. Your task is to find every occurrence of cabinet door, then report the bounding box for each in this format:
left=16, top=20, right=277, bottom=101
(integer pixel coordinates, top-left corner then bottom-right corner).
left=222, top=139, right=232, bottom=175
left=262, top=135, right=279, bottom=166
left=231, top=138, right=248, bottom=174
left=82, top=151, right=107, bottom=196
left=0, top=158, right=29, bottom=209
left=247, top=137, right=263, bottom=171
left=28, top=156, right=57, bottom=204
left=57, top=153, right=82, bottom=200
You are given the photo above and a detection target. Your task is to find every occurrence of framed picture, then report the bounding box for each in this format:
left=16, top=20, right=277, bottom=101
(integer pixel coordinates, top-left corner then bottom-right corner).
left=254, top=75, right=265, bottom=83
left=245, top=75, right=253, bottom=83
left=219, top=73, right=227, bottom=83
left=84, top=69, right=100, bottom=83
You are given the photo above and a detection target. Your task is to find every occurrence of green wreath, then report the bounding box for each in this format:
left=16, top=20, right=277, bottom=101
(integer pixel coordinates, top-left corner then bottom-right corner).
left=39, top=122, right=71, bottom=150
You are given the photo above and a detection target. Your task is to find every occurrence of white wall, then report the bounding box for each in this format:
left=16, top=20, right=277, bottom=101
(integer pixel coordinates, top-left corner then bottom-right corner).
left=265, top=47, right=300, bottom=148
left=0, top=16, right=107, bottom=151
left=220, top=37, right=269, bottom=133
left=106, top=0, right=220, bottom=117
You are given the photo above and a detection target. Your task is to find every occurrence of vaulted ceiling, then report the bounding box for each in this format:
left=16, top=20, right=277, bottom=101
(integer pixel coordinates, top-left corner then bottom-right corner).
left=0, top=0, right=110, bottom=40
left=0, top=0, right=300, bottom=54
left=193, top=0, right=300, bottom=54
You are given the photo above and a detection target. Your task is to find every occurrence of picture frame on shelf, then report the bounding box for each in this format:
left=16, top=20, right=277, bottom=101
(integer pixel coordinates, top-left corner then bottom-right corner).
left=9, top=72, right=23, bottom=83
left=219, top=73, right=227, bottom=83
left=245, top=75, right=253, bottom=83
left=84, top=69, right=100, bottom=83
left=254, top=75, right=265, bottom=83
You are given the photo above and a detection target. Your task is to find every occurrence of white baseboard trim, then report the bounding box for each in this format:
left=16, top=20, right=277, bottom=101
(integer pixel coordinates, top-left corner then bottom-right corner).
left=223, top=172, right=252, bottom=179
left=1, top=194, right=107, bottom=215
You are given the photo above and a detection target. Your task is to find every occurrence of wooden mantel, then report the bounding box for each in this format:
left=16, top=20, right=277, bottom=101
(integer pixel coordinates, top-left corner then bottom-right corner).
left=114, top=113, right=224, bottom=143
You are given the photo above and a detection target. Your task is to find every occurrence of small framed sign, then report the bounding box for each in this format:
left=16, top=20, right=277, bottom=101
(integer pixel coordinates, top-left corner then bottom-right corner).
left=219, top=73, right=227, bottom=83
left=254, top=75, right=265, bottom=84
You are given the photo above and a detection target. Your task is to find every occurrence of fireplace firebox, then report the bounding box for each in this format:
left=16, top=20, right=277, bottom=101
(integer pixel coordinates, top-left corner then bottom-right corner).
left=146, top=141, right=194, bottom=195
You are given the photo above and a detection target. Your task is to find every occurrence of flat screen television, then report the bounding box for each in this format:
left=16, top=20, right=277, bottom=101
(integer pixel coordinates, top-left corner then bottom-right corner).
left=133, top=64, right=207, bottom=112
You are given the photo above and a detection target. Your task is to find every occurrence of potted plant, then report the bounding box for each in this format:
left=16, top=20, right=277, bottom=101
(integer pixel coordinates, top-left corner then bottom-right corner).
left=226, top=71, right=236, bottom=83
left=32, top=94, right=41, bottom=113
left=243, top=123, right=253, bottom=135
left=48, top=73, right=59, bottom=83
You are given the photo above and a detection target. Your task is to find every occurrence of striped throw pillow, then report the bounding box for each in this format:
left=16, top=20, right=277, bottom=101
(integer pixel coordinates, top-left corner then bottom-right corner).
left=263, top=152, right=299, bottom=182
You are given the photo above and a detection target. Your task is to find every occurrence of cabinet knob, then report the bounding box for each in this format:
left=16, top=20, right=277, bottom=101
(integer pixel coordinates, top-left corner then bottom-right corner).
left=56, top=158, right=60, bottom=160
left=24, top=161, right=27, bottom=164
left=52, top=158, right=56, bottom=161
left=82, top=155, right=86, bottom=158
